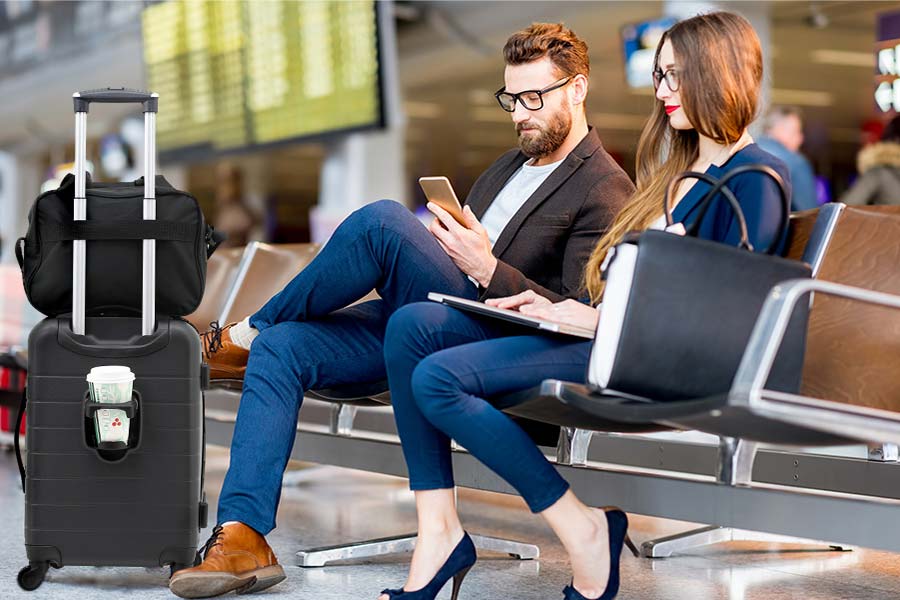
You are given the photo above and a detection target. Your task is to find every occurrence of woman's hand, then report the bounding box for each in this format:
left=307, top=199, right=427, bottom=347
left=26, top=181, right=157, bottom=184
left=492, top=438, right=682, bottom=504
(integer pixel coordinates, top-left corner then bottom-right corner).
left=485, top=290, right=552, bottom=311
left=519, top=298, right=600, bottom=331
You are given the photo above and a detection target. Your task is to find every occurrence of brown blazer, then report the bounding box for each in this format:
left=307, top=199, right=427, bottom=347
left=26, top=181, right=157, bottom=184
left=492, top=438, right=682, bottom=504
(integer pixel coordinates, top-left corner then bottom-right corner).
left=465, top=127, right=634, bottom=302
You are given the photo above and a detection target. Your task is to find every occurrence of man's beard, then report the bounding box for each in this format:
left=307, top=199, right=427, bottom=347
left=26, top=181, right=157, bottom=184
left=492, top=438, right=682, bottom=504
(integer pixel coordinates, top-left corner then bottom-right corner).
left=516, top=108, right=572, bottom=158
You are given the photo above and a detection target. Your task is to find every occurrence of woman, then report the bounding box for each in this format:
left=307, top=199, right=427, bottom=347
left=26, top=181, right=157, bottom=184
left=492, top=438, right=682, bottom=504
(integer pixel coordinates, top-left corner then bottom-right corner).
left=839, top=113, right=900, bottom=206
left=378, top=12, right=790, bottom=600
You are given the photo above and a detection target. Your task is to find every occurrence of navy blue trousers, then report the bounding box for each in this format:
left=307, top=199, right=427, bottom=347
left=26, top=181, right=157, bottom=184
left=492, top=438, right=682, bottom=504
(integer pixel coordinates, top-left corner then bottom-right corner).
left=217, top=200, right=478, bottom=534
left=384, top=301, right=593, bottom=513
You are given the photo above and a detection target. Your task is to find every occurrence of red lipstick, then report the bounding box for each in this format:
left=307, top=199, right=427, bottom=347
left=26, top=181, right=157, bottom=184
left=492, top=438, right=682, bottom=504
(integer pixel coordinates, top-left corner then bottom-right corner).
left=665, top=105, right=680, bottom=116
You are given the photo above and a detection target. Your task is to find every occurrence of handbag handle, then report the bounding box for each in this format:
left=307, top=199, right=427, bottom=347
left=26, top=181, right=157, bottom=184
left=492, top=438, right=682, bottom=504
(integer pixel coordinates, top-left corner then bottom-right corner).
left=664, top=171, right=752, bottom=251
left=687, top=164, right=790, bottom=256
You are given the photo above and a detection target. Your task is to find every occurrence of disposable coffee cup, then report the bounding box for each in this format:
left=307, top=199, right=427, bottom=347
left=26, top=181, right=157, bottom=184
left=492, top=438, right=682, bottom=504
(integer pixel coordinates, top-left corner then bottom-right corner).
left=86, top=366, right=135, bottom=445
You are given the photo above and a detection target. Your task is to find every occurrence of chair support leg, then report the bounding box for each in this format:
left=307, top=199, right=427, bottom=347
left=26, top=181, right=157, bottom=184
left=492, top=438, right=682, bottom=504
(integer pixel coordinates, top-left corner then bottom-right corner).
left=329, top=404, right=359, bottom=437
left=297, top=486, right=540, bottom=567
left=641, top=525, right=733, bottom=558
left=868, top=443, right=899, bottom=462
left=557, top=427, right=593, bottom=466
left=640, top=526, right=853, bottom=558
left=716, top=437, right=757, bottom=486
left=296, top=533, right=418, bottom=567
left=296, top=533, right=539, bottom=567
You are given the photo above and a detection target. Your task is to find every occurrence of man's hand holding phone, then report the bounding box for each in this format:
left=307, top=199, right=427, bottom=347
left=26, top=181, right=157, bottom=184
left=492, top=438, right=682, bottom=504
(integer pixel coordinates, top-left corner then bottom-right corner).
left=427, top=202, right=497, bottom=288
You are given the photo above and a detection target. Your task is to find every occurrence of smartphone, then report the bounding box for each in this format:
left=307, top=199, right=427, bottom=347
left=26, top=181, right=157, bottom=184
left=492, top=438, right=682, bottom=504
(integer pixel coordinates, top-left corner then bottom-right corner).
left=418, top=176, right=467, bottom=226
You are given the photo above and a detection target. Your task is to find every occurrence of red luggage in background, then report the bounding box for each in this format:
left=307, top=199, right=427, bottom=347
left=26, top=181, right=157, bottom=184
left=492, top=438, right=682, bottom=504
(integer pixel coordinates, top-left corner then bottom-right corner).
left=1, top=364, right=26, bottom=435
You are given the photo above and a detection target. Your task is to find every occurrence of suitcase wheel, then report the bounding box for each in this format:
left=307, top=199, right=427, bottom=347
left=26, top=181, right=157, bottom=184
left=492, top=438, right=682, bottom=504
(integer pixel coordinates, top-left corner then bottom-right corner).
left=17, top=561, right=49, bottom=591
left=169, top=551, right=202, bottom=578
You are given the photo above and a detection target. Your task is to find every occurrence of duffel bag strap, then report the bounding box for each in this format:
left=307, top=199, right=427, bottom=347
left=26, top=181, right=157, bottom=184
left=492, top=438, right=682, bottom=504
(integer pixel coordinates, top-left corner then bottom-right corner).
left=14, top=237, right=26, bottom=274
left=40, top=220, right=196, bottom=243
left=206, top=225, right=227, bottom=258
left=14, top=387, right=26, bottom=493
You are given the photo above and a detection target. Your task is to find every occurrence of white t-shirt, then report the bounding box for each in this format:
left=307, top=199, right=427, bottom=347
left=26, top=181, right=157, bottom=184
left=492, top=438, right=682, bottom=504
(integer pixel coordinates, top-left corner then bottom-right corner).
left=481, top=158, right=565, bottom=245
left=650, top=212, right=687, bottom=233
left=650, top=214, right=667, bottom=230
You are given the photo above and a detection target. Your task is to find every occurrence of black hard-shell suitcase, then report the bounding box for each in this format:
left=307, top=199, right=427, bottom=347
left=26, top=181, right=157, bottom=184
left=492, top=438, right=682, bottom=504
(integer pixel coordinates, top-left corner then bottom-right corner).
left=16, top=89, right=208, bottom=591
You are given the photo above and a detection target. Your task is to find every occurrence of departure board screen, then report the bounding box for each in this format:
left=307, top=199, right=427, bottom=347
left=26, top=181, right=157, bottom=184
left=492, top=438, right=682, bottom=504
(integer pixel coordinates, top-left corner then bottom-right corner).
left=142, top=0, right=383, bottom=159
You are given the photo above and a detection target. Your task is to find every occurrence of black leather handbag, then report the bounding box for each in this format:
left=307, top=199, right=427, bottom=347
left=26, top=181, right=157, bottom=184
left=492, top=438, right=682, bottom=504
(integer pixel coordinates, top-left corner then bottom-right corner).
left=587, top=165, right=812, bottom=402
left=16, top=172, right=224, bottom=318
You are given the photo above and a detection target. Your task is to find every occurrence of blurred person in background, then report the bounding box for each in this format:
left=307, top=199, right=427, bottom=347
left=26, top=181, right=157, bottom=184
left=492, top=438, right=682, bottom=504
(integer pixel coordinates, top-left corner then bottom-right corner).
left=213, top=163, right=258, bottom=247
left=758, top=106, right=818, bottom=211
left=839, top=114, right=900, bottom=206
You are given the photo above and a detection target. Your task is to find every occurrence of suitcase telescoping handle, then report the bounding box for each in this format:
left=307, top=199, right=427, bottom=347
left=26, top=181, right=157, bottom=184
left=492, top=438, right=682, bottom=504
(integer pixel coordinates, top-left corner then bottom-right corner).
left=73, top=88, right=158, bottom=113
left=72, top=88, right=159, bottom=336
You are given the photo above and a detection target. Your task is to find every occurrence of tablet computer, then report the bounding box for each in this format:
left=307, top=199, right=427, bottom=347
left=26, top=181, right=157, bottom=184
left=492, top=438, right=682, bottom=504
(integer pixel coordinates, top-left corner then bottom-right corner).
left=427, top=293, right=596, bottom=340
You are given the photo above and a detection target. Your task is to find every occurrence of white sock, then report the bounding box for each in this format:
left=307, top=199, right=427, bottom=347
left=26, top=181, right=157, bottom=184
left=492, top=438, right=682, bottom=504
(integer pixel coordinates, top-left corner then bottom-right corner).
left=229, top=317, right=259, bottom=350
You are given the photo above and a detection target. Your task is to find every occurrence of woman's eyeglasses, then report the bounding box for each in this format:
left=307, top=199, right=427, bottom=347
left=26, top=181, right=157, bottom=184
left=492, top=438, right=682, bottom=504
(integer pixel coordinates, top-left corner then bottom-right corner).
left=494, top=77, right=572, bottom=112
left=652, top=68, right=680, bottom=92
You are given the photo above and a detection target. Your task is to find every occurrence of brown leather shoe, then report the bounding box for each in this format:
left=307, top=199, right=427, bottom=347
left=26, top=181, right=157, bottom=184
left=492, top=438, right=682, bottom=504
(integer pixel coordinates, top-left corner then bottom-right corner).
left=169, top=523, right=285, bottom=598
left=201, top=322, right=250, bottom=380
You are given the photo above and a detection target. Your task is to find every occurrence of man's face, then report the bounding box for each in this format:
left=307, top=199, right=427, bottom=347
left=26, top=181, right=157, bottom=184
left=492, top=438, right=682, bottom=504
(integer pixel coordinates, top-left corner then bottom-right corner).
left=772, top=114, right=804, bottom=153
left=502, top=56, right=573, bottom=158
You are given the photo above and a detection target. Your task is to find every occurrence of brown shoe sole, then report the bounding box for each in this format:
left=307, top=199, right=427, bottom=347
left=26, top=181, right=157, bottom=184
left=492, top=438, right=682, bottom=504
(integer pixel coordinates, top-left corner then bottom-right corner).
left=169, top=565, right=285, bottom=598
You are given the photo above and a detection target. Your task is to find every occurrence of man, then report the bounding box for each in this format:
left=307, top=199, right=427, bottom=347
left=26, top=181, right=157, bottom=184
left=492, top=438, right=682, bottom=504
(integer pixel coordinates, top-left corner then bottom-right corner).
left=169, top=22, right=634, bottom=599
left=757, top=106, right=818, bottom=211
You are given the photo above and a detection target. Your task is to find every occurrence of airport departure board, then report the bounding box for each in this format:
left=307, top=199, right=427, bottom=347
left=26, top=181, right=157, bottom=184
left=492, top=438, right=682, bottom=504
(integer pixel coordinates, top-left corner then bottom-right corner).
left=141, top=0, right=383, bottom=158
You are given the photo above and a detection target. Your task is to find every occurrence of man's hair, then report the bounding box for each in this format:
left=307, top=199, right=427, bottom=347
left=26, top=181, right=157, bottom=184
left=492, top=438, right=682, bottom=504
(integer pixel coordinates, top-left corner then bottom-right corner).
left=503, top=23, right=590, bottom=77
left=764, top=106, right=803, bottom=133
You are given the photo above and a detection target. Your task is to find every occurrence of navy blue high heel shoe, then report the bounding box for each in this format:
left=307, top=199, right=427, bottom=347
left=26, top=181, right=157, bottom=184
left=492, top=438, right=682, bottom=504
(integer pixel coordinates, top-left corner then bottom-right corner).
left=562, top=509, right=637, bottom=600
left=381, top=532, right=477, bottom=600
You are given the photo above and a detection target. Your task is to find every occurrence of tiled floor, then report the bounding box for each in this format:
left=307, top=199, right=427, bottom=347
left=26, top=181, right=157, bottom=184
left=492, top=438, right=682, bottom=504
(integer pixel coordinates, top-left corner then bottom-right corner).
left=2, top=445, right=899, bottom=599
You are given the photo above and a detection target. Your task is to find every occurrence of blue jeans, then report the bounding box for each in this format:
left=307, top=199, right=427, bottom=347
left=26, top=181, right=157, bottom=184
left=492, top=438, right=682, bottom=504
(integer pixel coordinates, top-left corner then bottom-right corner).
left=384, top=301, right=593, bottom=513
left=217, top=200, right=478, bottom=535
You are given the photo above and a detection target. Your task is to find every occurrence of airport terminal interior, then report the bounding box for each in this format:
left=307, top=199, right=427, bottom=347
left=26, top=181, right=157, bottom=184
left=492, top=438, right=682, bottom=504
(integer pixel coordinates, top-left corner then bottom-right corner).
left=3, top=1, right=900, bottom=599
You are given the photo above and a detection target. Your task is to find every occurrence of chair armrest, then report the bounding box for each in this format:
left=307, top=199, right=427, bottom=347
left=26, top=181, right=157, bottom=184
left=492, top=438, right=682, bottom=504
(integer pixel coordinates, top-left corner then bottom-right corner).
left=730, top=278, right=900, bottom=406
left=752, top=388, right=900, bottom=446
left=218, top=242, right=260, bottom=325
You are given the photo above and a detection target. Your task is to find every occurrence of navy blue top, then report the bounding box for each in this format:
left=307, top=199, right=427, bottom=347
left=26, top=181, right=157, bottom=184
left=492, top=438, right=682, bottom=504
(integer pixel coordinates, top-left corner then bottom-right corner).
left=670, top=143, right=792, bottom=254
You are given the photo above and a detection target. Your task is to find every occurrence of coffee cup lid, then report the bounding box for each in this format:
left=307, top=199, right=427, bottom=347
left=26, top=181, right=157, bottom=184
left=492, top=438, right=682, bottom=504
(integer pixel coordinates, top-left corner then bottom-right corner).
left=86, top=365, right=135, bottom=384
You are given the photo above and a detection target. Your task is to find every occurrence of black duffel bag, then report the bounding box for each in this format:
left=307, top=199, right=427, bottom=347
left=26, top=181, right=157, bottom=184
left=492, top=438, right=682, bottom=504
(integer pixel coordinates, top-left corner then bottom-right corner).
left=16, top=172, right=224, bottom=318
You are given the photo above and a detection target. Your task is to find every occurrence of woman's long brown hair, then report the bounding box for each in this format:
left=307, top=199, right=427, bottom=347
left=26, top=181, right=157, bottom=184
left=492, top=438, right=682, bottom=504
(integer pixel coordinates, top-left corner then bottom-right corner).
left=583, top=12, right=763, bottom=303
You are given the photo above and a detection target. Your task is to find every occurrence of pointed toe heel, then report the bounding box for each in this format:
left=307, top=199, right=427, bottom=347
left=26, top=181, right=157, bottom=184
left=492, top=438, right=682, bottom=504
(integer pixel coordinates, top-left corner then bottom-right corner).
left=380, top=532, right=477, bottom=600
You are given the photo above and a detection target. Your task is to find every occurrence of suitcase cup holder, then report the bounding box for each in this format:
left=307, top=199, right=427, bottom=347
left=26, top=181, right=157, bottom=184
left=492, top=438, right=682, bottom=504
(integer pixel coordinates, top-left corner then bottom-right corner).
left=82, top=389, right=142, bottom=461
